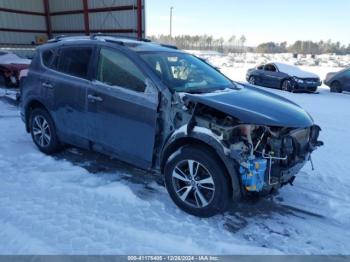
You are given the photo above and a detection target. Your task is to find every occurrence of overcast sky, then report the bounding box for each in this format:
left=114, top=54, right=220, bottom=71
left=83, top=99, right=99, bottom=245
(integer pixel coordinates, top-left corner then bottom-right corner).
left=146, top=0, right=350, bottom=46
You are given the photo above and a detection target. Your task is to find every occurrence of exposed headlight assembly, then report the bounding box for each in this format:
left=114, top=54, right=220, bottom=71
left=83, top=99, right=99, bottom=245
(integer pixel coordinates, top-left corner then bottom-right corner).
left=292, top=77, right=304, bottom=83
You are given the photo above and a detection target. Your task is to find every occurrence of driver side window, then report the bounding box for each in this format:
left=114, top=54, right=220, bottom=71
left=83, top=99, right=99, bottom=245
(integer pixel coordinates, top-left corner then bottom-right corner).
left=264, top=64, right=277, bottom=72
left=97, top=48, right=146, bottom=92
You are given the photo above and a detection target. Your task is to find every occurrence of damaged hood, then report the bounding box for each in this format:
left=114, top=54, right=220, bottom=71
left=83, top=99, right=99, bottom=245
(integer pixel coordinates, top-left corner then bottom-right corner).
left=184, top=85, right=314, bottom=128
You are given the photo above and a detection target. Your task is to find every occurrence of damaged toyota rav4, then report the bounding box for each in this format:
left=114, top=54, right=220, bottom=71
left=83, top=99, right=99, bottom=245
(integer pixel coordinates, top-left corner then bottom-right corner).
left=20, top=35, right=323, bottom=217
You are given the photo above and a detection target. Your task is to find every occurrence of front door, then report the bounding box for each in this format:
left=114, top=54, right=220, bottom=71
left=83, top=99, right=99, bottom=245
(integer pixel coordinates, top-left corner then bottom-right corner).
left=263, top=64, right=282, bottom=88
left=87, top=47, right=159, bottom=169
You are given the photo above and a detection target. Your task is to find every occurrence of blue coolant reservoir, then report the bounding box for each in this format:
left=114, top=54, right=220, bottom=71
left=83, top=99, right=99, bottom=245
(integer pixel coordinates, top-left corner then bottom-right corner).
left=239, top=158, right=268, bottom=192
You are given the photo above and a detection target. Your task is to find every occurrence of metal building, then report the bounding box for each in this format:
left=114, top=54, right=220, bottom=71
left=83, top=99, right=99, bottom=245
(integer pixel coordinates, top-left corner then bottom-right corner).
left=0, top=0, right=145, bottom=46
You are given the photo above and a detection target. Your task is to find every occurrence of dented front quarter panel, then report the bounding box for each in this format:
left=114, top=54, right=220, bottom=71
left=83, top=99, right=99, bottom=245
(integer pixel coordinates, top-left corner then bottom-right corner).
left=160, top=124, right=242, bottom=199
left=157, top=83, right=323, bottom=196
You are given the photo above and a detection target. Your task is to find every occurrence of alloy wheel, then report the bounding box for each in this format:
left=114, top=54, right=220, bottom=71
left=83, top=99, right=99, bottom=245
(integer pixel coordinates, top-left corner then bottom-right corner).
left=172, top=160, right=215, bottom=208
left=282, top=80, right=292, bottom=92
left=249, top=76, right=256, bottom=85
left=32, top=115, right=52, bottom=147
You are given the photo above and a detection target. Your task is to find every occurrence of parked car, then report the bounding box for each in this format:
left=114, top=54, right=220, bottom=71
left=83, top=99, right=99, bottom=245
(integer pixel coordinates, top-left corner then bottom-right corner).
left=246, top=62, right=322, bottom=92
left=20, top=35, right=323, bottom=217
left=324, top=67, right=350, bottom=93
left=0, top=51, right=31, bottom=87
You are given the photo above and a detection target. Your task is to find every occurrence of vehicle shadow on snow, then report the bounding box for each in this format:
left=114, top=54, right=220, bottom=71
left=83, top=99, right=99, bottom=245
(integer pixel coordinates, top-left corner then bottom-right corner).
left=55, top=147, right=165, bottom=198
left=56, top=146, right=325, bottom=234
left=223, top=194, right=325, bottom=234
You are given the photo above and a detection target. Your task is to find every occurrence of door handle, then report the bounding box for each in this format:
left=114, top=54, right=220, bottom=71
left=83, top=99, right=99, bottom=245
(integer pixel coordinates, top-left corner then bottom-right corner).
left=88, top=94, right=103, bottom=103
left=42, top=82, right=53, bottom=89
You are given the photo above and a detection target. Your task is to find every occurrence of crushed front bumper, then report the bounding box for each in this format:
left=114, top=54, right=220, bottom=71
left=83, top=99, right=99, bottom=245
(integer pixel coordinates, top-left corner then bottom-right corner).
left=293, top=81, right=322, bottom=92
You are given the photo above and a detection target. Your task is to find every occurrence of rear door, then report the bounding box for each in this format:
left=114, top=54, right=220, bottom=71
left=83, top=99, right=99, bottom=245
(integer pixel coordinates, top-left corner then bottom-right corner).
left=46, top=45, right=94, bottom=146
left=87, top=47, right=159, bottom=169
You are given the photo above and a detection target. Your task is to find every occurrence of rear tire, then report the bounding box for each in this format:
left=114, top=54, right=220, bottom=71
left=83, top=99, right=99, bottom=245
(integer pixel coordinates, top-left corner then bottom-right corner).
left=30, top=108, right=61, bottom=155
left=4, top=76, right=12, bottom=88
left=330, top=81, right=342, bottom=93
left=164, top=145, right=232, bottom=217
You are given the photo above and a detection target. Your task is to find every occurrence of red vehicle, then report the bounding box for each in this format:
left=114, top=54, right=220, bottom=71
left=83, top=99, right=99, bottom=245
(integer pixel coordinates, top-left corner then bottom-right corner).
left=0, top=51, right=31, bottom=87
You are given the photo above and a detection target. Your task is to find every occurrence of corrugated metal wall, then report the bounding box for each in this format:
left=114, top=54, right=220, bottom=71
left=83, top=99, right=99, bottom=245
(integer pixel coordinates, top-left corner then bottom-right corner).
left=0, top=0, right=46, bottom=45
left=50, top=0, right=144, bottom=37
left=88, top=0, right=140, bottom=33
left=0, top=0, right=44, bottom=12
left=0, top=0, right=145, bottom=46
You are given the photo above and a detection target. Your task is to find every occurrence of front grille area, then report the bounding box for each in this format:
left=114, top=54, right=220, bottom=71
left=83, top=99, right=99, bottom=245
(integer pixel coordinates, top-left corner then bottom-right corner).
left=303, top=78, right=319, bottom=82
left=290, top=128, right=310, bottom=156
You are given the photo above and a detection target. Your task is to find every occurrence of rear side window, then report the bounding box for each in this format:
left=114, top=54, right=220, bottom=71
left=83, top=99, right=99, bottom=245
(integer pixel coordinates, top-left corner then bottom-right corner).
left=57, top=47, right=93, bottom=79
left=42, top=49, right=54, bottom=67
left=97, top=48, right=146, bottom=92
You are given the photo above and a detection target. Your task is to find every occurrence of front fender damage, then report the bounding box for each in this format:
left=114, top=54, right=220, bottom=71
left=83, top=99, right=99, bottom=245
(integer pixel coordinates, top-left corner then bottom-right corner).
left=161, top=124, right=242, bottom=200
left=158, top=92, right=323, bottom=197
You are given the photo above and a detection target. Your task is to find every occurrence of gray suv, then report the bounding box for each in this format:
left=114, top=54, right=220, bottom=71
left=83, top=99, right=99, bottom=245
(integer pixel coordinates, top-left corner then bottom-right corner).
left=20, top=35, right=323, bottom=217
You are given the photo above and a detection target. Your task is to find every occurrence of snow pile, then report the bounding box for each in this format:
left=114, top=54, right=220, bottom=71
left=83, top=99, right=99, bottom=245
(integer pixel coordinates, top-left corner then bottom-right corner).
left=0, top=53, right=31, bottom=65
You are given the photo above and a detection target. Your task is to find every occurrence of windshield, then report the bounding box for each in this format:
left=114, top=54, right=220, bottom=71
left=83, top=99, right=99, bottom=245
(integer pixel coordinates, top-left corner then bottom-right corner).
left=140, top=52, right=235, bottom=93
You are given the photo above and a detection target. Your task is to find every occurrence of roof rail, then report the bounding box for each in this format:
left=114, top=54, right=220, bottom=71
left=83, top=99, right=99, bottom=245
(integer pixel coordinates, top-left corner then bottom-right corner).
left=47, top=35, right=68, bottom=43
left=90, top=33, right=152, bottom=43
left=160, top=44, right=178, bottom=50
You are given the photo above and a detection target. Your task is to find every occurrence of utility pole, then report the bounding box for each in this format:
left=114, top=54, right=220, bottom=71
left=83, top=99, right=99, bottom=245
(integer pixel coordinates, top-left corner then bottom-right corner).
left=170, top=6, right=174, bottom=38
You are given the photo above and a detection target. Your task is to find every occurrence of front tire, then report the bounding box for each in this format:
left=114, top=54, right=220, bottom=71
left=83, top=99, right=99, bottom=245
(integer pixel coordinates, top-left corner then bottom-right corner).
left=4, top=76, right=12, bottom=87
left=330, top=81, right=342, bottom=93
left=30, top=108, right=61, bottom=155
left=249, top=76, right=256, bottom=85
left=164, top=145, right=231, bottom=218
left=281, top=79, right=293, bottom=92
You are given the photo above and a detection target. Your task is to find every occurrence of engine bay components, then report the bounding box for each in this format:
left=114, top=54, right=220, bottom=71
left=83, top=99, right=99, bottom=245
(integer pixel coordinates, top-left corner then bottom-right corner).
left=172, top=97, right=323, bottom=194
left=228, top=124, right=323, bottom=193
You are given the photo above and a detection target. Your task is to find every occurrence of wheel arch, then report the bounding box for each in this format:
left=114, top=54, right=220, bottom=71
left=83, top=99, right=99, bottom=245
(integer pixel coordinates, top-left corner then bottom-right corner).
left=330, top=80, right=343, bottom=92
left=331, top=79, right=341, bottom=87
left=160, top=131, right=242, bottom=200
left=24, top=99, right=51, bottom=133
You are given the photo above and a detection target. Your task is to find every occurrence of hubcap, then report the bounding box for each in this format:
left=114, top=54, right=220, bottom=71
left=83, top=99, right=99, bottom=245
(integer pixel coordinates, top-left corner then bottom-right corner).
left=172, top=160, right=215, bottom=208
left=249, top=77, right=255, bottom=85
left=32, top=115, right=51, bottom=147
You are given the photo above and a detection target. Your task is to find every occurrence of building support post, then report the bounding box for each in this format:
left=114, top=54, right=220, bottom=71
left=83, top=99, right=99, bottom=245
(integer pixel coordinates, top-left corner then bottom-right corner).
left=137, top=0, right=143, bottom=38
left=82, top=0, right=90, bottom=35
left=43, top=0, right=52, bottom=39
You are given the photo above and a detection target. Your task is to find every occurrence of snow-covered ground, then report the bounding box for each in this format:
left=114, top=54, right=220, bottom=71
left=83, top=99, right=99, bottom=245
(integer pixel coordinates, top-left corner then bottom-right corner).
left=0, top=54, right=350, bottom=255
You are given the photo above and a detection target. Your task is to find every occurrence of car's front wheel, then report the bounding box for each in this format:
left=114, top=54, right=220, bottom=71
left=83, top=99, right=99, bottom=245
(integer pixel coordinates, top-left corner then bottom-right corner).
left=248, top=76, right=256, bottom=85
left=4, top=76, right=12, bottom=87
left=164, top=145, right=231, bottom=217
left=330, top=81, right=342, bottom=93
left=30, top=108, right=61, bottom=155
left=281, top=79, right=293, bottom=92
